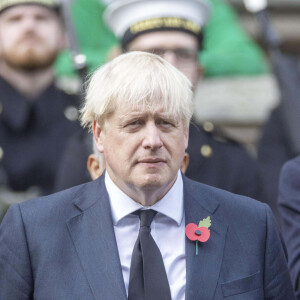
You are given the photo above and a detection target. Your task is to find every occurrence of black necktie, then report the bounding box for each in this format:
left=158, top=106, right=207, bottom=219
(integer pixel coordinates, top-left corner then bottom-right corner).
left=128, top=209, right=172, bottom=300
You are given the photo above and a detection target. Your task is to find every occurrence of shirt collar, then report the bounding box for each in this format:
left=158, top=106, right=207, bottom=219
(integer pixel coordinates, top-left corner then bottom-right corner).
left=105, top=171, right=184, bottom=226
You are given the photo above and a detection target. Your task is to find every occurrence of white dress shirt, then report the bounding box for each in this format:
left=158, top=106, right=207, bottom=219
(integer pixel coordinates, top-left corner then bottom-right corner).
left=105, top=171, right=186, bottom=300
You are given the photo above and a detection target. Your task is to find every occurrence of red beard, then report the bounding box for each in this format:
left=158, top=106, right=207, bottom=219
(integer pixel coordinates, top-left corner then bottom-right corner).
left=2, top=35, right=59, bottom=71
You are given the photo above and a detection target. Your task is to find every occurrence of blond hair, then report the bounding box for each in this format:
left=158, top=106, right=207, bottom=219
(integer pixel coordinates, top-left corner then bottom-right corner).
left=80, top=51, right=193, bottom=130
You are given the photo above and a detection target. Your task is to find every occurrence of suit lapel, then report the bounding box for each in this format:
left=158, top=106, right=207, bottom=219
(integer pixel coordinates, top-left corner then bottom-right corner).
left=66, top=175, right=127, bottom=300
left=183, top=177, right=228, bottom=300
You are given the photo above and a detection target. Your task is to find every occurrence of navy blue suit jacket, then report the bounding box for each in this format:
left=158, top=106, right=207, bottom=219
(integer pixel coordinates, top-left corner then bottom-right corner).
left=0, top=174, right=295, bottom=299
left=278, top=155, right=300, bottom=299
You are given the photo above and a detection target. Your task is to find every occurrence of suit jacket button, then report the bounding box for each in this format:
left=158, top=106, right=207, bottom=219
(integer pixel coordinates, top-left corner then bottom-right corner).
left=200, top=145, right=213, bottom=158
left=0, top=147, right=3, bottom=161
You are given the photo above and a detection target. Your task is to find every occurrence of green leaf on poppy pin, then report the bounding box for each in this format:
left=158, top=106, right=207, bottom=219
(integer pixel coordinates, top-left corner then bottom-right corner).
left=198, top=216, right=211, bottom=229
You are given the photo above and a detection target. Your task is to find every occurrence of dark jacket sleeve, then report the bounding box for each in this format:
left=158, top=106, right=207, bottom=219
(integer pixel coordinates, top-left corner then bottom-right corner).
left=0, top=204, right=33, bottom=299
left=263, top=203, right=296, bottom=299
left=278, top=156, right=300, bottom=299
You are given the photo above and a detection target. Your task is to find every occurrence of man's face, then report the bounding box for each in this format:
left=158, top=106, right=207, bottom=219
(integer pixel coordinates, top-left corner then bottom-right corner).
left=0, top=5, right=65, bottom=71
left=94, top=104, right=189, bottom=198
left=127, top=31, right=201, bottom=87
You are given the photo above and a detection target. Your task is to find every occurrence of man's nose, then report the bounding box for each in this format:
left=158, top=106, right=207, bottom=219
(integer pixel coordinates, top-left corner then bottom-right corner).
left=162, top=51, right=178, bottom=66
left=22, top=17, right=36, bottom=31
left=142, top=123, right=163, bottom=149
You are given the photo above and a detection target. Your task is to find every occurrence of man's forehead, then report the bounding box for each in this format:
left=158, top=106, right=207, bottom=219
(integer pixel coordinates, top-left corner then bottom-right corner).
left=116, top=105, right=177, bottom=120
left=0, top=3, right=56, bottom=17
left=128, top=30, right=199, bottom=50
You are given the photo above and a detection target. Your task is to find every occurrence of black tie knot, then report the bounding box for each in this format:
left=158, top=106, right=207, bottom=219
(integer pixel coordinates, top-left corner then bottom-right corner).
left=136, top=209, right=157, bottom=228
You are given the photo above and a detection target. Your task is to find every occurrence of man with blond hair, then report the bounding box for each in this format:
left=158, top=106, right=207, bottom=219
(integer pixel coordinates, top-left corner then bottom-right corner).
left=0, top=52, right=295, bottom=299
left=55, top=0, right=263, bottom=206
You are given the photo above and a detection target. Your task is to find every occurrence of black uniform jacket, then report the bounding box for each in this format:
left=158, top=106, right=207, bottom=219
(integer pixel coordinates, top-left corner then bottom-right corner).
left=257, top=106, right=299, bottom=220
left=0, top=76, right=82, bottom=195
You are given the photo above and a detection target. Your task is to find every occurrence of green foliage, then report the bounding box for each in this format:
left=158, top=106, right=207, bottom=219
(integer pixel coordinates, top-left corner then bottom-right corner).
left=198, top=216, right=211, bottom=228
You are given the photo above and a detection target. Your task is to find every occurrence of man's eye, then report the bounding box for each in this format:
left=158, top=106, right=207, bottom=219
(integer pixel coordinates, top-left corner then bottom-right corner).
left=158, top=120, right=174, bottom=127
left=176, top=50, right=190, bottom=59
left=126, top=120, right=142, bottom=127
left=35, top=15, right=49, bottom=21
left=151, top=49, right=165, bottom=56
left=7, top=16, right=22, bottom=22
left=36, top=16, right=45, bottom=21
left=162, top=121, right=171, bottom=125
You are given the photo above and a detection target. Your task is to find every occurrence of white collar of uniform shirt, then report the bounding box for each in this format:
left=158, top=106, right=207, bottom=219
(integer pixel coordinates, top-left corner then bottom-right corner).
left=105, top=170, right=186, bottom=300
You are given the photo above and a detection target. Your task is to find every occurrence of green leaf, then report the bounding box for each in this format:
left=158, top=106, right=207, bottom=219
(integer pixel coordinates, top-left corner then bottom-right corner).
left=198, top=216, right=211, bottom=228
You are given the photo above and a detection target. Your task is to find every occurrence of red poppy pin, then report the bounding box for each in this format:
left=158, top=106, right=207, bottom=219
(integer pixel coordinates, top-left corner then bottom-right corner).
left=185, top=216, right=211, bottom=255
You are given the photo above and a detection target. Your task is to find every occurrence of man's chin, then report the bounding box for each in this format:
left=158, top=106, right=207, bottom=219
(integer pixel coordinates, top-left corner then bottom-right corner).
left=134, top=173, right=176, bottom=191
left=3, top=51, right=57, bottom=71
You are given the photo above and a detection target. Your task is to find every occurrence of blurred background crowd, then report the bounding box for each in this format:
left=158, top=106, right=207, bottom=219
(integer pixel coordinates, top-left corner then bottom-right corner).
left=0, top=0, right=300, bottom=296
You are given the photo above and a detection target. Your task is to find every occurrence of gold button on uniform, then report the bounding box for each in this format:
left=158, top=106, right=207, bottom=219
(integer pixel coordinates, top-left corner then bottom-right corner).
left=200, top=145, right=213, bottom=158
left=64, top=106, right=79, bottom=121
left=202, top=121, right=214, bottom=133
left=0, top=147, right=3, bottom=161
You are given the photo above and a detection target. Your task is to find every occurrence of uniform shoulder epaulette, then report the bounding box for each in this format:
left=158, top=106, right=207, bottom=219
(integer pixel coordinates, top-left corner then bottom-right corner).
left=201, top=121, right=240, bottom=145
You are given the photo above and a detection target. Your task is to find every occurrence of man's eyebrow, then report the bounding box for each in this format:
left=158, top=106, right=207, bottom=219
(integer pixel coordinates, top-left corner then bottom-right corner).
left=118, top=112, right=146, bottom=123
left=155, top=112, right=177, bottom=120
left=118, top=110, right=175, bottom=120
left=120, top=112, right=145, bottom=119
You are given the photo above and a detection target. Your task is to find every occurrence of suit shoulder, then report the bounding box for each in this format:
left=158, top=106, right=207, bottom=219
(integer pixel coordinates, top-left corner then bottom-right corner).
left=278, top=156, right=300, bottom=207
left=18, top=181, right=95, bottom=223
left=280, top=156, right=300, bottom=189
left=185, top=176, right=269, bottom=220
left=281, top=156, right=300, bottom=175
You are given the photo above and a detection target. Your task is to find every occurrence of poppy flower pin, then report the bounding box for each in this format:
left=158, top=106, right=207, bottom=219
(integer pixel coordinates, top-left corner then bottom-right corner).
left=185, top=216, right=211, bottom=255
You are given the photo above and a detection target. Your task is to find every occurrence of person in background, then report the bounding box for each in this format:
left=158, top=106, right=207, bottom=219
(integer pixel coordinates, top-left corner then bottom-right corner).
left=0, top=0, right=81, bottom=202
left=54, top=0, right=268, bottom=77
left=278, top=155, right=300, bottom=299
left=55, top=0, right=264, bottom=208
left=257, top=105, right=298, bottom=221
left=87, top=140, right=106, bottom=181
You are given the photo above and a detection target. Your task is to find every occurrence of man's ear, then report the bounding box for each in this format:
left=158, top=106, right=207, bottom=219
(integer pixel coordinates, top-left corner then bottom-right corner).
left=93, top=121, right=105, bottom=153
left=197, top=63, right=204, bottom=82
left=180, top=152, right=190, bottom=174
left=87, top=154, right=104, bottom=180
left=184, top=126, right=189, bottom=150
left=57, top=22, right=68, bottom=51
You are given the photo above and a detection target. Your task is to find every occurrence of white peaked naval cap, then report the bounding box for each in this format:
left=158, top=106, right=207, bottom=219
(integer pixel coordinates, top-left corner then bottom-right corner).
left=104, top=0, right=211, bottom=48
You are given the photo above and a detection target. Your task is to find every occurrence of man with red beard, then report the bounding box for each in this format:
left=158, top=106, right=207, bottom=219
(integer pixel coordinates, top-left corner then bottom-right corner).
left=0, top=0, right=81, bottom=202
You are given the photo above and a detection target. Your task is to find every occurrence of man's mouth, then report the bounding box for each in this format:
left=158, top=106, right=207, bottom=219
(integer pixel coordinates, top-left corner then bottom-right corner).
left=18, top=35, right=41, bottom=45
left=138, top=158, right=166, bottom=164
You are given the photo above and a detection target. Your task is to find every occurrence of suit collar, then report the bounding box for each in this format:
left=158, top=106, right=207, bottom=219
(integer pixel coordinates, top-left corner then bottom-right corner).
left=183, top=174, right=220, bottom=214
left=67, top=175, right=127, bottom=300
left=183, top=176, right=228, bottom=300
left=69, top=175, right=227, bottom=300
left=106, top=170, right=184, bottom=226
